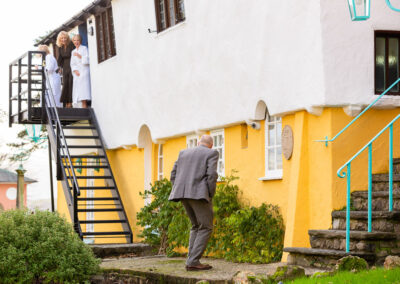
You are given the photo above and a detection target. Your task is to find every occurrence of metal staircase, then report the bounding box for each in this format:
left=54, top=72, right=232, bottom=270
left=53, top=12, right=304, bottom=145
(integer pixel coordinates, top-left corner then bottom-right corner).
left=9, top=51, right=133, bottom=243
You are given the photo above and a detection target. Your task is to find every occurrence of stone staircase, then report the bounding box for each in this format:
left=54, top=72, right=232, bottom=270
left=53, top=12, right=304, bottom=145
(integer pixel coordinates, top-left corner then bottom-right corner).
left=284, top=159, right=400, bottom=268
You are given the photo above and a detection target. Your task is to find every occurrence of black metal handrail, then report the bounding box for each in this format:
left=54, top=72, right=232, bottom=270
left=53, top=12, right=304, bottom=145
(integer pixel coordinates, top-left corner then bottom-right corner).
left=9, top=51, right=46, bottom=126
left=43, top=67, right=82, bottom=237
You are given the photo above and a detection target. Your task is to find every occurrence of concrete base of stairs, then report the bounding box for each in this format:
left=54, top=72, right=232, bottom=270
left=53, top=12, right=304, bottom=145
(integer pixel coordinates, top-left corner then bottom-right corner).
left=90, top=243, right=155, bottom=258
left=284, top=247, right=376, bottom=268
left=93, top=256, right=328, bottom=284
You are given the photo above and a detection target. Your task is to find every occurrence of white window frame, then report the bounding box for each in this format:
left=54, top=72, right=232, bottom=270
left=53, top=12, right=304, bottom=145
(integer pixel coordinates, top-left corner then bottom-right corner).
left=260, top=115, right=283, bottom=180
left=186, top=134, right=199, bottom=149
left=211, top=129, right=225, bottom=178
left=158, top=144, right=164, bottom=180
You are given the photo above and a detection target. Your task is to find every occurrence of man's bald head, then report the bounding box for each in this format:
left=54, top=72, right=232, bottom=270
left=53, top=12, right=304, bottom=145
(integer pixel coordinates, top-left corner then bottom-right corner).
left=199, top=135, right=213, bottom=148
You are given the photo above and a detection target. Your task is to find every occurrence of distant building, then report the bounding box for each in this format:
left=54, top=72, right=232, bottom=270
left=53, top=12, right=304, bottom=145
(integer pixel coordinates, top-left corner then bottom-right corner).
left=0, top=169, right=36, bottom=210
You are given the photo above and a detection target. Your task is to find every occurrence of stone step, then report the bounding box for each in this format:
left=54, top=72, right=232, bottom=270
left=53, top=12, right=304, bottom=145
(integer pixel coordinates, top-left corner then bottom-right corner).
left=352, top=190, right=400, bottom=211
left=372, top=174, right=400, bottom=191
left=309, top=230, right=399, bottom=254
left=331, top=211, right=400, bottom=232
left=90, top=243, right=155, bottom=258
left=284, top=247, right=376, bottom=268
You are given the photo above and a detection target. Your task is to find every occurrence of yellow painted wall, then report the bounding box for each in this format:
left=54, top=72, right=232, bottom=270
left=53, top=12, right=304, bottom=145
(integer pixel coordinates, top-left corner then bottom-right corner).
left=56, top=107, right=400, bottom=257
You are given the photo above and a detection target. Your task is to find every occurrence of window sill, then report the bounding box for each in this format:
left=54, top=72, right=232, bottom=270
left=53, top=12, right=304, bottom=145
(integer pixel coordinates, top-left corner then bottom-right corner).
left=154, top=21, right=186, bottom=38
left=258, top=174, right=282, bottom=181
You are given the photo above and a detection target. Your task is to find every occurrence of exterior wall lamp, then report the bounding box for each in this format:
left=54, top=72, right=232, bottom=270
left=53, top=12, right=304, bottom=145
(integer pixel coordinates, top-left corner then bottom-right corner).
left=348, top=0, right=400, bottom=21
left=348, top=0, right=370, bottom=21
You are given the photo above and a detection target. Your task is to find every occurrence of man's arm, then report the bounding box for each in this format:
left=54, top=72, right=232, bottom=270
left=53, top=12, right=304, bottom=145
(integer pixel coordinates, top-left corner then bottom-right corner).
left=206, top=150, right=219, bottom=198
left=170, top=161, right=178, bottom=185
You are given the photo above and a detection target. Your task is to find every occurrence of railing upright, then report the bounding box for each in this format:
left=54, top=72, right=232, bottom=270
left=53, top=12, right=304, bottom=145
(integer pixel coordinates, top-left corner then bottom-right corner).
left=338, top=114, right=400, bottom=253
left=27, top=53, right=32, bottom=121
left=17, top=59, right=22, bottom=124
left=9, top=63, right=12, bottom=127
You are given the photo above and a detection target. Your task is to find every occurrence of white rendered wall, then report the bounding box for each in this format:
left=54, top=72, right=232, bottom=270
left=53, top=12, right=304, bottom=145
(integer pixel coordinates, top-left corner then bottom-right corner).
left=84, top=0, right=399, bottom=149
left=320, top=0, right=400, bottom=108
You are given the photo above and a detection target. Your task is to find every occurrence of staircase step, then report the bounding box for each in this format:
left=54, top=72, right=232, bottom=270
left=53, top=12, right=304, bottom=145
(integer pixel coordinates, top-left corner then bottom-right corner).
left=372, top=173, right=400, bottom=182
left=80, top=220, right=127, bottom=224
left=77, top=208, right=123, bottom=212
left=309, top=230, right=399, bottom=253
left=61, top=125, right=96, bottom=130
left=62, top=135, right=100, bottom=139
left=78, top=197, right=119, bottom=201
left=61, top=145, right=102, bottom=149
left=81, top=231, right=131, bottom=236
left=65, top=165, right=108, bottom=169
left=351, top=190, right=400, bottom=211
left=66, top=176, right=113, bottom=179
left=331, top=211, right=400, bottom=232
left=284, top=247, right=375, bottom=268
left=73, top=186, right=116, bottom=190
left=61, top=155, right=106, bottom=159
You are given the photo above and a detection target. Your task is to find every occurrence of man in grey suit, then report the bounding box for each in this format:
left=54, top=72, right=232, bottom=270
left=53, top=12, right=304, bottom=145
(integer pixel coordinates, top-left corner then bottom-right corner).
left=169, top=135, right=219, bottom=271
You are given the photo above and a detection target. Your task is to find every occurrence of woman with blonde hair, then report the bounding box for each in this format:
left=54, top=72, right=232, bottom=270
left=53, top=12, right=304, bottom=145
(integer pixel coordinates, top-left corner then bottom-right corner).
left=56, top=31, right=74, bottom=107
left=70, top=34, right=91, bottom=108
left=38, top=45, right=62, bottom=107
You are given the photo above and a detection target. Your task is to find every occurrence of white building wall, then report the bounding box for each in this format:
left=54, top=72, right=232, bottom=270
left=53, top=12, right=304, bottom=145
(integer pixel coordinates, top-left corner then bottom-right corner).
left=85, top=0, right=399, bottom=149
left=320, top=0, right=400, bottom=108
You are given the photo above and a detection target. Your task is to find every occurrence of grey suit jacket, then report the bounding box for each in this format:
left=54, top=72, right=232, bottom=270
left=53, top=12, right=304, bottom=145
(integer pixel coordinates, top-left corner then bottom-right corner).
left=169, top=145, right=219, bottom=202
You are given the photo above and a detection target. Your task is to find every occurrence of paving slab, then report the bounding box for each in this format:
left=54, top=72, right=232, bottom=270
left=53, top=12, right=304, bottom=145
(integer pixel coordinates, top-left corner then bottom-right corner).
left=97, top=256, right=327, bottom=283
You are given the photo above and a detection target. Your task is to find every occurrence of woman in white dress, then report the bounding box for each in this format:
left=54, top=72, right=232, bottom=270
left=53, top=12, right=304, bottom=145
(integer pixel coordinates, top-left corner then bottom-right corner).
left=70, top=34, right=91, bottom=108
left=38, top=45, right=62, bottom=107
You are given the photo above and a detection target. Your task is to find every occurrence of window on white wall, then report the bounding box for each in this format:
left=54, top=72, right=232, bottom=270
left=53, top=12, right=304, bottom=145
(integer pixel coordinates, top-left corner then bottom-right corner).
left=211, top=130, right=225, bottom=178
left=187, top=134, right=199, bottom=149
left=265, top=114, right=282, bottom=179
left=158, top=144, right=164, bottom=180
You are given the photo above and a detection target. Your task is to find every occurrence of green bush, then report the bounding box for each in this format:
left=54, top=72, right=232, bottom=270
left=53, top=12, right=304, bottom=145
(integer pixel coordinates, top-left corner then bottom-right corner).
left=137, top=173, right=285, bottom=263
left=0, top=209, right=100, bottom=283
left=136, top=179, right=190, bottom=255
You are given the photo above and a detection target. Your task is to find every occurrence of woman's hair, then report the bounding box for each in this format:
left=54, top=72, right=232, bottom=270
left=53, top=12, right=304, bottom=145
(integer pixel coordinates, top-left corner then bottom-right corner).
left=72, top=34, right=82, bottom=43
left=38, top=45, right=50, bottom=55
left=56, top=31, right=70, bottom=47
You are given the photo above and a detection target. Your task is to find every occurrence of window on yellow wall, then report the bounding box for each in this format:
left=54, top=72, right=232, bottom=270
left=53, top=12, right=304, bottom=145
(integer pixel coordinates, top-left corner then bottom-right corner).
left=186, top=134, right=199, bottom=149
left=265, top=114, right=282, bottom=179
left=158, top=144, right=164, bottom=180
left=211, top=129, right=225, bottom=178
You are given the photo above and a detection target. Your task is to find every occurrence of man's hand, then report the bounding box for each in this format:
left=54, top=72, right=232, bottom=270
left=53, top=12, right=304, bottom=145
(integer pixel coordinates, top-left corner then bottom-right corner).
left=73, top=70, right=80, bottom=77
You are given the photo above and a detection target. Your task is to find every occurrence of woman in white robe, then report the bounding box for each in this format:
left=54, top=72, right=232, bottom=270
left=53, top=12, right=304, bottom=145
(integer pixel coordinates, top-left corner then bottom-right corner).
left=70, top=34, right=91, bottom=108
left=38, top=45, right=62, bottom=107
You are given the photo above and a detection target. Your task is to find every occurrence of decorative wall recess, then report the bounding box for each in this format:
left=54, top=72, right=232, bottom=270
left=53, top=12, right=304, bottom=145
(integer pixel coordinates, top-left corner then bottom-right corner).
left=282, top=125, right=294, bottom=160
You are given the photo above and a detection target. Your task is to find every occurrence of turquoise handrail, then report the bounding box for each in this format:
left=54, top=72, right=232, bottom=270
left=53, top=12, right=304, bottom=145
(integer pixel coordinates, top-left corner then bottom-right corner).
left=315, top=78, right=400, bottom=146
left=386, top=0, right=400, bottom=12
left=337, top=113, right=400, bottom=252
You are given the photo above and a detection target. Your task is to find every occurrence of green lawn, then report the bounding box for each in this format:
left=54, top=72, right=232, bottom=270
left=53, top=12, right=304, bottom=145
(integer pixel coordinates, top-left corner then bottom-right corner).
left=288, top=267, right=400, bottom=284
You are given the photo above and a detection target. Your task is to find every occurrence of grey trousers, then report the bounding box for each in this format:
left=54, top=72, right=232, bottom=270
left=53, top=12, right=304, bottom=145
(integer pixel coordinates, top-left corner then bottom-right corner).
left=181, top=199, right=214, bottom=266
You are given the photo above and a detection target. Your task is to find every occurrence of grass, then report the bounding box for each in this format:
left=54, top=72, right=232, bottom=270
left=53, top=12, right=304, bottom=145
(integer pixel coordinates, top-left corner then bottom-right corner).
left=288, top=267, right=400, bottom=284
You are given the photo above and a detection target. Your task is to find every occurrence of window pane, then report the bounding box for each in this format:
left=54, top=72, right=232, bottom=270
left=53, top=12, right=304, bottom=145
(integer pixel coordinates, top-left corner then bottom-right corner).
left=159, top=157, right=163, bottom=173
left=159, top=144, right=163, bottom=155
left=169, top=0, right=176, bottom=26
left=177, top=0, right=185, bottom=20
left=376, top=37, right=386, bottom=92
left=268, top=149, right=275, bottom=170
left=277, top=147, right=283, bottom=169
left=107, top=7, right=116, bottom=56
left=96, top=15, right=105, bottom=62
left=388, top=38, right=399, bottom=92
left=159, top=0, right=167, bottom=30
left=277, top=120, right=282, bottom=146
left=268, top=124, right=275, bottom=146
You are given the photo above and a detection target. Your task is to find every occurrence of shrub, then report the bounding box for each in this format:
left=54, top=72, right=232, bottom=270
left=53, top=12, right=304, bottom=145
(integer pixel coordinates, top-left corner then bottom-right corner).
left=136, top=179, right=190, bottom=255
left=137, top=173, right=285, bottom=263
left=0, top=209, right=100, bottom=283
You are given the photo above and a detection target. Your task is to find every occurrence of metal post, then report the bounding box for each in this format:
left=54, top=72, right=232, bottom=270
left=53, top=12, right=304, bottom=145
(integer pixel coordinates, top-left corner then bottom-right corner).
left=48, top=139, right=55, bottom=212
left=56, top=124, right=62, bottom=180
left=389, top=125, right=393, bottom=212
left=27, top=52, right=32, bottom=121
left=368, top=144, right=372, bottom=232
left=73, top=183, right=79, bottom=235
left=9, top=64, right=12, bottom=128
left=17, top=59, right=22, bottom=124
left=346, top=163, right=351, bottom=253
left=16, top=167, right=26, bottom=209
